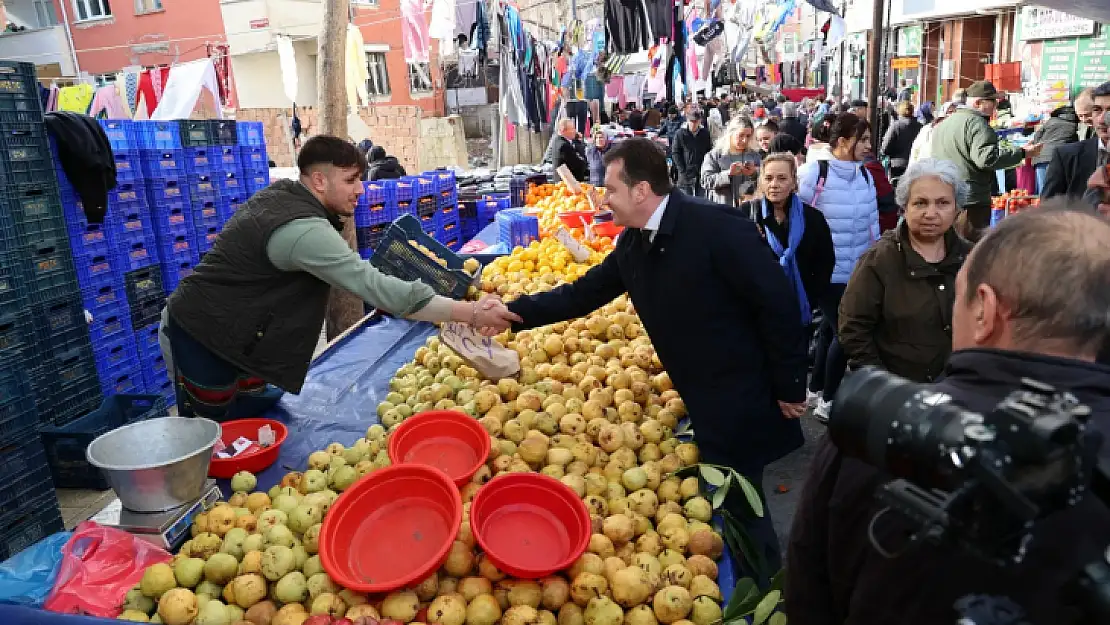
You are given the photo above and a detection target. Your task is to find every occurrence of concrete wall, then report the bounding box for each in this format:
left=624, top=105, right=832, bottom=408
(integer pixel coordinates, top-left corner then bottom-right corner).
left=499, top=127, right=552, bottom=167
left=231, top=38, right=320, bottom=109
left=457, top=104, right=498, bottom=138
left=238, top=105, right=471, bottom=172
left=0, top=25, right=76, bottom=76
left=418, top=115, right=468, bottom=172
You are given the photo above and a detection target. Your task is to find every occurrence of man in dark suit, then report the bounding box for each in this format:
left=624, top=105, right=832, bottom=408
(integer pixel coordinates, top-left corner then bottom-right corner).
left=506, top=138, right=810, bottom=582
left=1041, top=81, right=1110, bottom=201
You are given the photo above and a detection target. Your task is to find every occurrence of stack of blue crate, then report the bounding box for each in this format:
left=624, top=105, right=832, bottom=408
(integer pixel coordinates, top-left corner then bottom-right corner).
left=406, top=174, right=439, bottom=239
left=426, top=170, right=461, bottom=251
left=0, top=61, right=75, bottom=558
left=236, top=121, right=270, bottom=197
left=140, top=136, right=197, bottom=296
left=181, top=146, right=224, bottom=254
left=354, top=180, right=395, bottom=260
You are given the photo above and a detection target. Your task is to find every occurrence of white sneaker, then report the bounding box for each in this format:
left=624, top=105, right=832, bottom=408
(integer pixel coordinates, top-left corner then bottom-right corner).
left=814, top=398, right=832, bottom=423
left=806, top=390, right=822, bottom=408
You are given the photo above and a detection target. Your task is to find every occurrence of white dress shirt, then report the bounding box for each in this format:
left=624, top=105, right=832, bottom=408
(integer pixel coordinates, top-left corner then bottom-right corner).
left=642, top=194, right=670, bottom=243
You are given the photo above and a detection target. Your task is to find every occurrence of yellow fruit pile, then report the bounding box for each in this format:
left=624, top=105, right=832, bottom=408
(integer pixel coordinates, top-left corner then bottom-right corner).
left=479, top=239, right=608, bottom=302
left=525, top=183, right=604, bottom=240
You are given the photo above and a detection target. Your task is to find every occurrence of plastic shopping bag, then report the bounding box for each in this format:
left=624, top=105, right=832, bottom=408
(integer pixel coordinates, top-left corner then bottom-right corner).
left=0, top=531, right=72, bottom=607
left=43, top=521, right=172, bottom=617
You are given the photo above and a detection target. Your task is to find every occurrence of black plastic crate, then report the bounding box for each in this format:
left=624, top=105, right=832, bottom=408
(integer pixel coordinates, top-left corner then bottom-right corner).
left=369, top=214, right=478, bottom=299
left=18, top=238, right=79, bottom=304
left=0, top=435, right=52, bottom=527
left=0, top=361, right=37, bottom=444
left=179, top=120, right=212, bottom=147
left=0, top=493, right=64, bottom=562
left=1, top=183, right=66, bottom=244
left=129, top=293, right=166, bottom=330
left=31, top=297, right=90, bottom=359
left=41, top=394, right=166, bottom=489
left=416, top=195, right=437, bottom=218
left=356, top=223, right=389, bottom=252
left=123, top=265, right=164, bottom=305
left=0, top=310, right=32, bottom=361
left=207, top=120, right=237, bottom=146
left=0, top=62, right=42, bottom=124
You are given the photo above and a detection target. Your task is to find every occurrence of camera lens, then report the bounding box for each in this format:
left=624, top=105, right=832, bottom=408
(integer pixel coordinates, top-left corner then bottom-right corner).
left=830, top=368, right=973, bottom=488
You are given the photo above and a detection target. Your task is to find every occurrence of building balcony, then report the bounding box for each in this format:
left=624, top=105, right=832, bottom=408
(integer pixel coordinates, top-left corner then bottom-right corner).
left=220, top=0, right=325, bottom=55
left=0, top=25, right=77, bottom=77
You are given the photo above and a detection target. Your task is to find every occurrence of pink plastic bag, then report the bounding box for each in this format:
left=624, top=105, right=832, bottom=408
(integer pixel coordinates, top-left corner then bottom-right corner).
left=43, top=521, right=172, bottom=618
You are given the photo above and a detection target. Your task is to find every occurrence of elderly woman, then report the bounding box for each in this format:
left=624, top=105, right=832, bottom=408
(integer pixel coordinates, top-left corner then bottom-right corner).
left=586, top=129, right=611, bottom=187
left=741, top=153, right=835, bottom=323
left=838, top=158, right=973, bottom=383
left=700, top=118, right=761, bottom=207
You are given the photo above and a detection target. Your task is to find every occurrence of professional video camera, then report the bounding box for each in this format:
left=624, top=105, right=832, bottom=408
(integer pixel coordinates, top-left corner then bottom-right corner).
left=828, top=368, right=1110, bottom=623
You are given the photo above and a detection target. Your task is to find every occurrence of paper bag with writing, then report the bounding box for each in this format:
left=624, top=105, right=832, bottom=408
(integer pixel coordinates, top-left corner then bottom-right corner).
left=555, top=227, right=591, bottom=262
left=440, top=322, right=521, bottom=379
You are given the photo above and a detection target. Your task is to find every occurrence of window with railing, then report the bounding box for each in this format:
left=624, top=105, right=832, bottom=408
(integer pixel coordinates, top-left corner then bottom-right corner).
left=135, top=0, right=163, bottom=15
left=366, top=52, right=391, bottom=97
left=408, top=62, right=432, bottom=95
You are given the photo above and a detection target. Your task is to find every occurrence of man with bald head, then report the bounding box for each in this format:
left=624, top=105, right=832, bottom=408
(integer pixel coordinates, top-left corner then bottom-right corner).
left=786, top=207, right=1110, bottom=625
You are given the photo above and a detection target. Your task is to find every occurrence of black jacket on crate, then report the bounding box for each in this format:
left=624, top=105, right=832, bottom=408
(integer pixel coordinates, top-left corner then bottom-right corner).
left=507, top=189, right=809, bottom=470
left=167, top=179, right=343, bottom=392
left=44, top=111, right=116, bottom=224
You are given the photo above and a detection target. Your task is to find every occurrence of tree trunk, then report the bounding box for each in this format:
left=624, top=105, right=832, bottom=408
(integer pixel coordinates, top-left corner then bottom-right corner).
left=318, top=0, right=362, bottom=340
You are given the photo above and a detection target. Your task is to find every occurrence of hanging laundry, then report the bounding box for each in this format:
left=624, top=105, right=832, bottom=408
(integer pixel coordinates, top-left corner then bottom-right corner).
left=134, top=68, right=170, bottom=120
left=45, top=85, right=59, bottom=113
left=644, top=0, right=671, bottom=43
left=472, top=0, right=489, bottom=60
left=87, top=85, right=129, bottom=119
left=57, top=83, right=94, bottom=113
left=152, top=59, right=223, bottom=120
left=605, top=75, right=625, bottom=108
left=345, top=23, right=370, bottom=108
left=605, top=0, right=651, bottom=54
left=151, top=66, right=171, bottom=100
left=209, top=44, right=232, bottom=105
left=401, top=0, right=430, bottom=64
left=429, top=0, right=457, bottom=56
left=458, top=48, right=479, bottom=77
left=647, top=46, right=668, bottom=101
left=456, top=0, right=478, bottom=41
left=623, top=74, right=646, bottom=104
left=276, top=35, right=299, bottom=105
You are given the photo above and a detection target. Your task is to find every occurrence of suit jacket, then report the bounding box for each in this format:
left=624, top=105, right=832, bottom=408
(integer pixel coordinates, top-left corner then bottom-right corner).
left=507, top=190, right=809, bottom=470
left=1040, top=136, right=1100, bottom=201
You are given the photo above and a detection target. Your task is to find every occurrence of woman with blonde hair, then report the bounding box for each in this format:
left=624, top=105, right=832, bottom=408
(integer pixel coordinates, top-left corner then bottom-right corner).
left=700, top=117, right=761, bottom=207
left=741, top=153, right=835, bottom=325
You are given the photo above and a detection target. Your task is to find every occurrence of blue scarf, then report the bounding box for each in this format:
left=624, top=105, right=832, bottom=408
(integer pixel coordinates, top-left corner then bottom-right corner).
left=762, top=194, right=811, bottom=325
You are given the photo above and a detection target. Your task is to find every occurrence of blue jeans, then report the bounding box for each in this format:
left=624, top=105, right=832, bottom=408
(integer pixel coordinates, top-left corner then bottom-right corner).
left=162, top=314, right=284, bottom=420
left=1035, top=162, right=1049, bottom=194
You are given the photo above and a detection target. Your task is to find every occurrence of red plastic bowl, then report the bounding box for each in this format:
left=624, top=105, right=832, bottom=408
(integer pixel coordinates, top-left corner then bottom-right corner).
left=592, top=221, right=624, bottom=238
left=469, top=472, right=591, bottom=578
left=319, top=463, right=462, bottom=593
left=387, top=410, right=491, bottom=487
left=208, top=418, right=288, bottom=478
left=558, top=211, right=595, bottom=229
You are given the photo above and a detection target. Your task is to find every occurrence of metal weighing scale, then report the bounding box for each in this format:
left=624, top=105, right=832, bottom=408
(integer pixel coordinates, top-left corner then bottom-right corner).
left=89, top=480, right=223, bottom=551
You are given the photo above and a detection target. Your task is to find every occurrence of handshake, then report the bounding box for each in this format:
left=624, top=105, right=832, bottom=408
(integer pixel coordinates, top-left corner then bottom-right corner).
left=469, top=295, right=522, bottom=336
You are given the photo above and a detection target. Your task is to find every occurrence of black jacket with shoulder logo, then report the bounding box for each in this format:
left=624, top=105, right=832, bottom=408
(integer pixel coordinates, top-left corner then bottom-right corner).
left=167, top=179, right=343, bottom=392
left=838, top=221, right=972, bottom=383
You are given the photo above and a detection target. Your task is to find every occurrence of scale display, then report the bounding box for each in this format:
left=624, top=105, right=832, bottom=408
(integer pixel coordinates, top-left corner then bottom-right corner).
left=91, top=481, right=222, bottom=551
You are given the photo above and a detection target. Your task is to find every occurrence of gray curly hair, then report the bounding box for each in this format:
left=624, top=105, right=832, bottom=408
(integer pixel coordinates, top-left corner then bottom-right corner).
left=895, top=158, right=970, bottom=209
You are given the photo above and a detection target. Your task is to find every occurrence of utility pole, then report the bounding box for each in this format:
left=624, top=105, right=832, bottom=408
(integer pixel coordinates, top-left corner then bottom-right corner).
left=867, top=0, right=884, bottom=134
left=318, top=0, right=361, bottom=340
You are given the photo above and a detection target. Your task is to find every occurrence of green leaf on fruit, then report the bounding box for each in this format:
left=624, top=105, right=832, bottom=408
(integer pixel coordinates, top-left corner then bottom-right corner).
left=752, top=590, right=781, bottom=625
left=711, top=483, right=729, bottom=509
left=722, top=577, right=759, bottom=620
left=736, top=474, right=765, bottom=518
left=700, top=465, right=726, bottom=486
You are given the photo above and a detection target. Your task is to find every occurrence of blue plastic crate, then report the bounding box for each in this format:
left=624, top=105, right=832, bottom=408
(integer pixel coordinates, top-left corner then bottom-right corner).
left=387, top=178, right=415, bottom=205
left=145, top=176, right=190, bottom=207
left=94, top=333, right=141, bottom=395
left=216, top=170, right=245, bottom=198
left=496, top=209, right=540, bottom=250
left=407, top=175, right=436, bottom=200
left=0, top=493, right=64, bottom=562
left=141, top=350, right=167, bottom=378
left=476, top=196, right=510, bottom=225
left=237, top=145, right=267, bottom=169
left=162, top=258, right=196, bottom=295
left=443, top=234, right=462, bottom=252
left=32, top=297, right=90, bottom=356
left=135, top=120, right=183, bottom=149
left=461, top=217, right=479, bottom=241
left=0, top=434, right=55, bottom=529
left=196, top=225, right=220, bottom=252
left=416, top=205, right=438, bottom=230
left=237, top=121, right=264, bottom=146
left=135, top=323, right=161, bottom=363
left=438, top=213, right=460, bottom=241
left=243, top=170, right=270, bottom=194
left=112, top=238, right=156, bottom=273
left=425, top=170, right=457, bottom=198
left=83, top=279, right=127, bottom=322
left=157, top=231, right=198, bottom=266
left=182, top=146, right=217, bottom=174
left=187, top=174, right=220, bottom=200
left=438, top=195, right=459, bottom=219
left=112, top=151, right=142, bottom=182
left=149, top=376, right=175, bottom=407
left=217, top=194, right=246, bottom=222
left=110, top=201, right=157, bottom=252
left=72, top=249, right=116, bottom=295
left=139, top=149, right=187, bottom=178
left=101, top=367, right=142, bottom=398
left=214, top=146, right=239, bottom=169
left=149, top=198, right=192, bottom=241
left=40, top=394, right=166, bottom=489
left=19, top=238, right=78, bottom=304
left=98, top=119, right=137, bottom=153
left=67, top=221, right=110, bottom=258
left=86, top=305, right=129, bottom=345
left=192, top=198, right=220, bottom=231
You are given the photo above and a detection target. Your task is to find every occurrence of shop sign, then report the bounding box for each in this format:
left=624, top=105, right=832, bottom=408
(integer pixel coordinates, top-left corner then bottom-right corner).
left=897, top=25, right=922, bottom=56
left=249, top=18, right=270, bottom=30
left=891, top=56, right=920, bottom=71
left=1020, top=7, right=1095, bottom=41
left=1039, top=29, right=1110, bottom=98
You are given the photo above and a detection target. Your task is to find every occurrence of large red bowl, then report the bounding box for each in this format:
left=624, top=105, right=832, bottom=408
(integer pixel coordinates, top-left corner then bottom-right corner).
left=387, top=410, right=491, bottom=487
left=207, top=418, right=287, bottom=478
left=319, top=463, right=462, bottom=593
left=469, top=472, right=590, bottom=579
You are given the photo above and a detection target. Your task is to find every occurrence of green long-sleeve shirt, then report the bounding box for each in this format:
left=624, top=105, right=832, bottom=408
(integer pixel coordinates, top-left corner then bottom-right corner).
left=266, top=217, right=441, bottom=318
left=930, top=108, right=1026, bottom=207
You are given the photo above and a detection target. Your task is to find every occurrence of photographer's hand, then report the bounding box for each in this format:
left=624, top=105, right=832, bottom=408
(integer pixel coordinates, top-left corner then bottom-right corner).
left=778, top=400, right=806, bottom=419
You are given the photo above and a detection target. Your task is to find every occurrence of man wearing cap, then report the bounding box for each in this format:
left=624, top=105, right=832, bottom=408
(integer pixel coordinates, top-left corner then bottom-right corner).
left=930, top=80, right=1042, bottom=240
